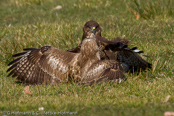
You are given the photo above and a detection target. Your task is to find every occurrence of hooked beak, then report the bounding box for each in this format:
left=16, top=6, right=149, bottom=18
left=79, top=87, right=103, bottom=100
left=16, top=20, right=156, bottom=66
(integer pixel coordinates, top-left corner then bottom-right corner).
left=92, top=27, right=96, bottom=35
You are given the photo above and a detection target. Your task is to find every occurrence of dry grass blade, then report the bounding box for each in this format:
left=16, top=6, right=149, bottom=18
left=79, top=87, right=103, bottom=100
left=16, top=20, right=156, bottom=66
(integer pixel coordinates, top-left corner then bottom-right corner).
left=163, top=95, right=170, bottom=103
left=24, top=86, right=32, bottom=95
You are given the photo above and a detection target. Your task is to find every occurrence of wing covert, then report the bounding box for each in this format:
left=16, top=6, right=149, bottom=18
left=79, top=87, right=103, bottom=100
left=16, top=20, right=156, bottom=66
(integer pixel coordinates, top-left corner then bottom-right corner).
left=7, top=46, right=77, bottom=84
left=80, top=60, right=125, bottom=85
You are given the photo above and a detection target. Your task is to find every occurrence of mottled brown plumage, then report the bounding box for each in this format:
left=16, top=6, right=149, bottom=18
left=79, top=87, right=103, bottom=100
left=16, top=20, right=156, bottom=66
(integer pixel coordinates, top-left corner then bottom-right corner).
left=7, top=46, right=77, bottom=85
left=67, top=20, right=151, bottom=72
left=7, top=36, right=125, bottom=85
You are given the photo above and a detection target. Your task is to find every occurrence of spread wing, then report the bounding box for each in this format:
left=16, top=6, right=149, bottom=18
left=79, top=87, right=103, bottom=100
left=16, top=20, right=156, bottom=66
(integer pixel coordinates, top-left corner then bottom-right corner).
left=103, top=37, right=151, bottom=72
left=94, top=37, right=151, bottom=72
left=104, top=47, right=151, bottom=73
left=79, top=60, right=125, bottom=85
left=7, top=46, right=77, bottom=85
left=116, top=48, right=151, bottom=72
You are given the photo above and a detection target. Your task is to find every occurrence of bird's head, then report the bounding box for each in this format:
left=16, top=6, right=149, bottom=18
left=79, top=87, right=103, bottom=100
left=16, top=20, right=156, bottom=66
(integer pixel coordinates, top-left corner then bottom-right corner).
left=82, top=21, right=102, bottom=40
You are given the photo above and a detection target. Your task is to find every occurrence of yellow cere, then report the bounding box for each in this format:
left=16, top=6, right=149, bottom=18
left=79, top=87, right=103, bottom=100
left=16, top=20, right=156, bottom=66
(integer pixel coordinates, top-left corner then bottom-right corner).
left=92, top=27, right=96, bottom=30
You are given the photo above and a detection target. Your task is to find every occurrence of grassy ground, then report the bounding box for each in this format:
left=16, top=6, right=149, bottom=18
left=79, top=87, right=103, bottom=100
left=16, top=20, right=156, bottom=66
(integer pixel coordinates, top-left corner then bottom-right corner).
left=0, top=0, right=174, bottom=116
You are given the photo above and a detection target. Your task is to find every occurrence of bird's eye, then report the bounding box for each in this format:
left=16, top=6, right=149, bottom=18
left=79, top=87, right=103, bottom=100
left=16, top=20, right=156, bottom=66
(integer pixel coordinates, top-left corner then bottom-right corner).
left=87, top=26, right=90, bottom=29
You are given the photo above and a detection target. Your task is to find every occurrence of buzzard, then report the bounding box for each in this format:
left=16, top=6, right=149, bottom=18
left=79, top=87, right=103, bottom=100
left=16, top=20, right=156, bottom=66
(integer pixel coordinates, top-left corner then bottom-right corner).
left=7, top=35, right=126, bottom=85
left=67, top=20, right=151, bottom=72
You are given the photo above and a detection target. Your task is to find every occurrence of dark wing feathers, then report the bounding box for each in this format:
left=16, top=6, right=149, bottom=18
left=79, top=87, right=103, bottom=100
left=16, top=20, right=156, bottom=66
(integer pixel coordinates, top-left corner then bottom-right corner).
left=7, top=64, right=17, bottom=77
left=23, top=48, right=37, bottom=51
left=110, top=42, right=151, bottom=71
left=7, top=57, right=21, bottom=66
left=131, top=47, right=137, bottom=50
left=111, top=37, right=131, bottom=45
left=117, top=49, right=151, bottom=72
left=67, top=46, right=81, bottom=53
left=101, top=40, right=151, bottom=72
left=7, top=62, right=18, bottom=73
left=12, top=52, right=28, bottom=57
left=137, top=50, right=143, bottom=54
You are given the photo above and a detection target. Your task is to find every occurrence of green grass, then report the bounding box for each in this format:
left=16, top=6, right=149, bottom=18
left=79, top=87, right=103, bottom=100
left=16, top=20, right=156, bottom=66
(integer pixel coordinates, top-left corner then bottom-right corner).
left=0, top=0, right=174, bottom=116
left=127, top=0, right=173, bottom=19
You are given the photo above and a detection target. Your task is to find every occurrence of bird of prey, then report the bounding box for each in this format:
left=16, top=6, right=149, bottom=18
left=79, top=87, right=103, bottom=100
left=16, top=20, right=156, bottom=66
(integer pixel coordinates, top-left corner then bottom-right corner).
left=7, top=35, right=126, bottom=85
left=67, top=20, right=151, bottom=72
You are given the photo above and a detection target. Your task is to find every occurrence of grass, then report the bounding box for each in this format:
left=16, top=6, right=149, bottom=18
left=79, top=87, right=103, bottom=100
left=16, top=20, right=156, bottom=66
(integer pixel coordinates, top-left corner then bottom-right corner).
left=0, top=0, right=174, bottom=116
left=127, top=0, right=173, bottom=20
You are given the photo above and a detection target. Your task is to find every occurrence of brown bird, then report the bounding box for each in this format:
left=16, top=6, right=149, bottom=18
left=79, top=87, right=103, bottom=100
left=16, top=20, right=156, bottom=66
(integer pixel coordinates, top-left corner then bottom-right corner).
left=7, top=35, right=125, bottom=85
left=67, top=20, right=151, bottom=72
